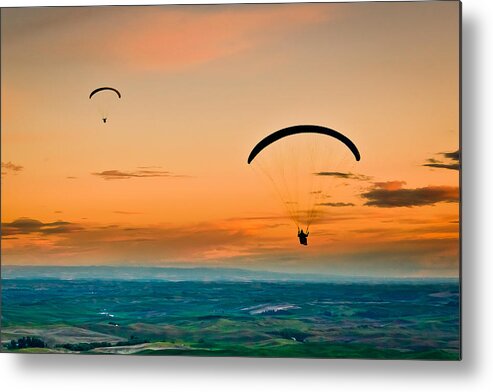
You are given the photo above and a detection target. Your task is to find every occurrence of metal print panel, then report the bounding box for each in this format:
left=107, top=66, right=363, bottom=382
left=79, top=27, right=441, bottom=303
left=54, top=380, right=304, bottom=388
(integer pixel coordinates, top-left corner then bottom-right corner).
left=0, top=1, right=461, bottom=359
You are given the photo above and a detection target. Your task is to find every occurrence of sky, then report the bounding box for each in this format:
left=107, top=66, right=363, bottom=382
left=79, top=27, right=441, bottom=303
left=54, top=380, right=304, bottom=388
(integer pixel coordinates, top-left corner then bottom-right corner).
left=1, top=2, right=460, bottom=277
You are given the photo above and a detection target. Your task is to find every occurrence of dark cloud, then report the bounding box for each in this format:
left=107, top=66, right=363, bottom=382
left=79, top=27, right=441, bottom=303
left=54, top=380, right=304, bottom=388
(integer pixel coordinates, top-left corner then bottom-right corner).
left=42, top=226, right=76, bottom=235
left=423, top=149, right=460, bottom=171
left=2, top=218, right=81, bottom=237
left=313, top=172, right=371, bottom=181
left=2, top=161, right=23, bottom=171
left=92, top=168, right=188, bottom=180
left=66, top=176, right=78, bottom=179
left=317, top=202, right=355, bottom=207
left=1, top=161, right=23, bottom=174
left=443, top=150, right=460, bottom=161
left=361, top=182, right=459, bottom=208
left=423, top=163, right=460, bottom=170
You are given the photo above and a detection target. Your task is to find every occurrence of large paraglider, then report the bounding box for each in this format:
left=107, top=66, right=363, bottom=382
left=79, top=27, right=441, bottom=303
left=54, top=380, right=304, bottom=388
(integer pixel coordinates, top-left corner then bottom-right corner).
left=89, top=87, right=121, bottom=123
left=248, top=125, right=360, bottom=246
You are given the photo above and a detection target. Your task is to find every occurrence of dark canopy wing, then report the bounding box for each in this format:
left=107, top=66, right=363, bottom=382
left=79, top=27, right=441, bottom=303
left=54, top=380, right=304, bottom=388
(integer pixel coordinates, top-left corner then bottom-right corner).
left=89, top=87, right=122, bottom=99
left=247, top=125, right=361, bottom=164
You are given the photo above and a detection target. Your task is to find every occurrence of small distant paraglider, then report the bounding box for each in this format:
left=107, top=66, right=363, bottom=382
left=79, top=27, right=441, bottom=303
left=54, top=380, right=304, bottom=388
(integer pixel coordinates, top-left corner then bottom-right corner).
left=89, top=87, right=121, bottom=123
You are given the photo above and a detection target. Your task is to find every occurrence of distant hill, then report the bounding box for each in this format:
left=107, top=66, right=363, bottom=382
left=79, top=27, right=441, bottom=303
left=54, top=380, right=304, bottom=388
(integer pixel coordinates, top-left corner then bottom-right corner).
left=1, top=265, right=457, bottom=283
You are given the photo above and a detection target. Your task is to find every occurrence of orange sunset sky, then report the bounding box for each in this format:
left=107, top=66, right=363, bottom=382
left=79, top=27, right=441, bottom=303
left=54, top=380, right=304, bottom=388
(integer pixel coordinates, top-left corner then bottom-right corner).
left=1, top=2, right=460, bottom=277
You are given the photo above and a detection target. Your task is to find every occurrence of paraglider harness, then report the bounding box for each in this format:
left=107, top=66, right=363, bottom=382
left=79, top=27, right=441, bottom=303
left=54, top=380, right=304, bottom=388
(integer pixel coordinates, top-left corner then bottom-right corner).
left=298, top=228, right=309, bottom=246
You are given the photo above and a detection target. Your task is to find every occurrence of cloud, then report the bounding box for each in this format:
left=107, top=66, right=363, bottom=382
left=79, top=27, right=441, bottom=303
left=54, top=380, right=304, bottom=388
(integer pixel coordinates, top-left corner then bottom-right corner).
left=1, top=213, right=290, bottom=265
left=109, top=5, right=332, bottom=72
left=423, top=149, right=460, bottom=171
left=443, top=150, right=460, bottom=161
left=113, top=211, right=143, bottom=215
left=373, top=181, right=407, bottom=191
left=1, top=212, right=459, bottom=277
left=1, top=161, right=23, bottom=174
left=315, top=237, right=459, bottom=277
left=92, top=168, right=188, bottom=180
left=41, top=221, right=269, bottom=263
left=2, top=218, right=82, bottom=237
left=314, top=172, right=371, bottom=181
left=66, top=176, right=77, bottom=179
left=361, top=181, right=459, bottom=208
left=6, top=5, right=332, bottom=73
left=423, top=163, right=460, bottom=170
left=317, top=202, right=355, bottom=207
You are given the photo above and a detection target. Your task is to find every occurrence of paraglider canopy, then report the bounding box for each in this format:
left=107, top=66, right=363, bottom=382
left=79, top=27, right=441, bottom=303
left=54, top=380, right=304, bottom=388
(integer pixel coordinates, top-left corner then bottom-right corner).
left=248, top=125, right=360, bottom=164
left=89, top=87, right=121, bottom=99
left=89, top=87, right=121, bottom=123
left=247, top=125, right=360, bottom=234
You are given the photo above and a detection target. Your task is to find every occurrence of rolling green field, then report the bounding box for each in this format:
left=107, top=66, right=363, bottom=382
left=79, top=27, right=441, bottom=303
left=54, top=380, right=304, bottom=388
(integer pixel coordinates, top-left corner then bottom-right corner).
left=1, top=268, right=460, bottom=359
